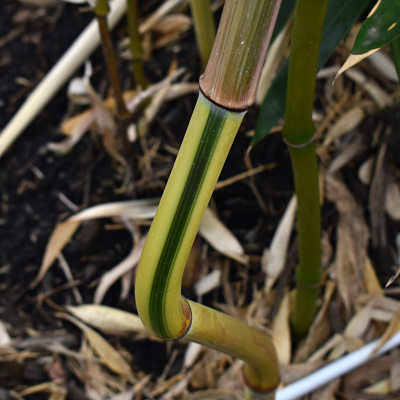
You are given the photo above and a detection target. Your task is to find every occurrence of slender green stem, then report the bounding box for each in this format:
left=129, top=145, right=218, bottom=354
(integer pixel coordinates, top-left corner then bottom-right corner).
left=391, top=36, right=400, bottom=83
left=288, top=144, right=321, bottom=336
left=126, top=0, right=148, bottom=90
left=95, top=0, right=130, bottom=155
left=283, top=0, right=329, bottom=336
left=189, top=0, right=216, bottom=71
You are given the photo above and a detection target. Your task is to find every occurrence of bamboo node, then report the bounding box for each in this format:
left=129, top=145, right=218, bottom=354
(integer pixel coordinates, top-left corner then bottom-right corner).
left=283, top=133, right=316, bottom=148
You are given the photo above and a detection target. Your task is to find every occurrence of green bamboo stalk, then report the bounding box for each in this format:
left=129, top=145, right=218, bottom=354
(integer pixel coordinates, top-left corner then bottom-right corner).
left=94, top=0, right=130, bottom=155
left=126, top=0, right=148, bottom=90
left=283, top=0, right=329, bottom=337
left=189, top=0, right=216, bottom=70
left=391, top=36, right=400, bottom=82
left=136, top=0, right=282, bottom=397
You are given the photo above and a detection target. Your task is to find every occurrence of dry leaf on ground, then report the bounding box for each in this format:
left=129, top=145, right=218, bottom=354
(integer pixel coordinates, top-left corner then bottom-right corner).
left=325, top=175, right=369, bottom=318
left=198, top=207, right=246, bottom=264
left=263, top=195, right=296, bottom=293
left=272, top=289, right=291, bottom=364
left=66, top=305, right=146, bottom=334
left=56, top=312, right=134, bottom=377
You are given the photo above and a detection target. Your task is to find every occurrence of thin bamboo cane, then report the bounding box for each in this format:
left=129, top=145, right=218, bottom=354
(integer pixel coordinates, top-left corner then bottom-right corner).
left=282, top=0, right=329, bottom=336
left=126, top=0, right=148, bottom=90
left=189, top=0, right=216, bottom=70
left=95, top=0, right=131, bottom=155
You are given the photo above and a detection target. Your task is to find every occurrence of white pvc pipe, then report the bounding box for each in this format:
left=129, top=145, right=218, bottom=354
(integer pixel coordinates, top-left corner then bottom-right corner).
left=276, top=331, right=400, bottom=400
left=0, top=0, right=126, bottom=158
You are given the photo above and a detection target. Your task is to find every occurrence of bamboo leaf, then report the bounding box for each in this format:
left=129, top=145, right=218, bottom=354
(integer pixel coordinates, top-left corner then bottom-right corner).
left=353, top=0, right=400, bottom=54
left=66, top=305, right=146, bottom=334
left=32, top=199, right=159, bottom=288
left=198, top=207, right=246, bottom=264
left=56, top=312, right=133, bottom=376
left=336, top=0, right=400, bottom=79
left=252, top=0, right=370, bottom=145
left=93, top=236, right=147, bottom=304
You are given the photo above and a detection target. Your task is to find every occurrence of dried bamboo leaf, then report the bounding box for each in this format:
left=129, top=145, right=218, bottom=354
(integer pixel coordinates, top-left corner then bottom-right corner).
left=344, top=68, right=391, bottom=108
left=183, top=342, right=203, bottom=369
left=363, top=377, right=391, bottom=394
left=335, top=49, right=380, bottom=80
left=370, top=307, right=393, bottom=323
left=323, top=106, right=365, bottom=147
left=327, top=338, right=347, bottom=361
left=280, top=362, right=324, bottom=384
left=327, top=134, right=365, bottom=174
left=0, top=320, right=12, bottom=346
left=153, top=15, right=192, bottom=48
left=31, top=220, right=81, bottom=288
left=33, top=199, right=159, bottom=287
left=307, top=333, right=343, bottom=363
left=18, top=382, right=67, bottom=400
left=272, top=289, right=291, bottom=364
left=373, top=307, right=400, bottom=355
left=256, top=14, right=292, bottom=105
left=364, top=257, right=384, bottom=296
left=358, top=156, right=375, bottom=185
left=56, top=312, right=133, bottom=376
left=263, top=195, right=296, bottom=292
left=344, top=335, right=364, bottom=352
left=93, top=236, right=147, bottom=304
left=310, top=379, right=340, bottom=400
left=325, top=175, right=369, bottom=318
left=369, top=295, right=400, bottom=313
left=369, top=140, right=388, bottom=248
left=344, top=306, right=371, bottom=338
left=368, top=50, right=399, bottom=82
left=66, top=305, right=146, bottom=334
left=194, top=269, right=221, bottom=297
left=198, top=207, right=246, bottom=264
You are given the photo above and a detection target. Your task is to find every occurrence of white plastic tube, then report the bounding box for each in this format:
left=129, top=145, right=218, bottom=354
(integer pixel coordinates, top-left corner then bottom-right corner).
left=276, top=331, right=400, bottom=400
left=0, top=0, right=126, bottom=158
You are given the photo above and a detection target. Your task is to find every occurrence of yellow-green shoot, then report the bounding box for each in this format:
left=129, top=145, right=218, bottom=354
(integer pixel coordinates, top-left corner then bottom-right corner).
left=135, top=0, right=282, bottom=397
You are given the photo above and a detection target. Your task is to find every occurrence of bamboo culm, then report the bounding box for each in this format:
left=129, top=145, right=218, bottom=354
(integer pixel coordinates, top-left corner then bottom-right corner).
left=283, top=0, right=329, bottom=336
left=135, top=0, right=282, bottom=396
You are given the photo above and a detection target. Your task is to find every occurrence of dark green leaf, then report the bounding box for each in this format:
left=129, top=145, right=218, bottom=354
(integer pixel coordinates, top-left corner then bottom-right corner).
left=390, top=36, right=400, bottom=80
left=252, top=0, right=370, bottom=145
left=353, top=0, right=400, bottom=54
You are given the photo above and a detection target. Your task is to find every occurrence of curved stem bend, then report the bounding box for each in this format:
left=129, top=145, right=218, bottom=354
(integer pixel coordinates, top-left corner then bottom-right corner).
left=136, top=0, right=282, bottom=396
left=135, top=92, right=280, bottom=395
